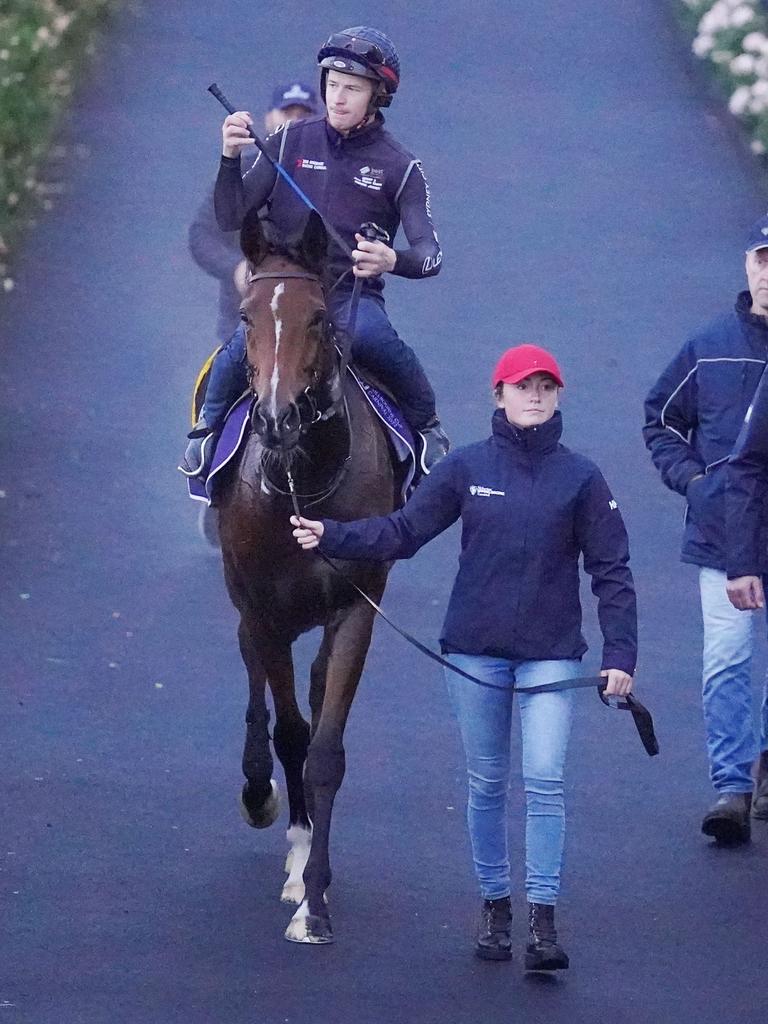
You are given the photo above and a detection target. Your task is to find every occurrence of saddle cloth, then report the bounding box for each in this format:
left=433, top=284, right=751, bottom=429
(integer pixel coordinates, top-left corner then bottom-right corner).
left=186, top=366, right=416, bottom=506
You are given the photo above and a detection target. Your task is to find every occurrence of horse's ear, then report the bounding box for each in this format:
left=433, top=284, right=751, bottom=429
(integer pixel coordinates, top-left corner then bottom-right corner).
left=240, top=207, right=267, bottom=265
left=296, top=211, right=328, bottom=274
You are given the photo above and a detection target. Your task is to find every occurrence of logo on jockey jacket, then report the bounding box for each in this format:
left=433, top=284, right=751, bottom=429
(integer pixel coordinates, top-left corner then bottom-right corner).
left=608, top=498, right=618, bottom=510
left=469, top=484, right=505, bottom=497
left=354, top=165, right=385, bottom=191
left=296, top=158, right=327, bottom=171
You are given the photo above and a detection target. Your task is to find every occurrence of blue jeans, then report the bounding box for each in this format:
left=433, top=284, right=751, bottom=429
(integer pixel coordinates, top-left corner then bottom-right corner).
left=699, top=567, right=768, bottom=793
left=203, top=290, right=436, bottom=430
left=444, top=655, right=580, bottom=905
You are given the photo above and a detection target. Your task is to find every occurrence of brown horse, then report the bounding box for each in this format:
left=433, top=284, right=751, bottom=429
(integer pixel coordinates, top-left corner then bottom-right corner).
left=216, top=210, right=397, bottom=943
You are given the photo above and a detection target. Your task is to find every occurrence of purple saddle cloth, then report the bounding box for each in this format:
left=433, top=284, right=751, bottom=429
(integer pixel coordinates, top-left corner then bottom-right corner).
left=186, top=367, right=416, bottom=506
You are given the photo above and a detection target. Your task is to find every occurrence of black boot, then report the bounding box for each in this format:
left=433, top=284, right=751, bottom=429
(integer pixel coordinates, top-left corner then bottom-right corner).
left=475, top=896, right=512, bottom=961
left=753, top=751, right=768, bottom=820
left=417, top=417, right=450, bottom=474
left=525, top=902, right=569, bottom=972
left=701, top=792, right=752, bottom=844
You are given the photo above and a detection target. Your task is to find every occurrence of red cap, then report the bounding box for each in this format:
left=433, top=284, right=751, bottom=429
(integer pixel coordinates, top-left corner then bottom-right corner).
left=492, top=344, right=564, bottom=388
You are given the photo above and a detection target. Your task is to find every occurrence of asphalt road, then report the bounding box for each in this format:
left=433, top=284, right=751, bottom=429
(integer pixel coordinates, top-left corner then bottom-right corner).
left=2, top=2, right=767, bottom=1022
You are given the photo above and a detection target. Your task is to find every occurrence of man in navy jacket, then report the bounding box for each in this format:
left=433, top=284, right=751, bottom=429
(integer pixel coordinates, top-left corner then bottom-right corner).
left=724, top=359, right=768, bottom=819
left=188, top=81, right=318, bottom=347
left=644, top=214, right=768, bottom=842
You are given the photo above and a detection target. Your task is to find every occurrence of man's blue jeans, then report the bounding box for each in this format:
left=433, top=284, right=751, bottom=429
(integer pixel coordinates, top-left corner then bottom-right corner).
left=203, top=289, right=436, bottom=430
left=444, top=654, right=581, bottom=905
left=699, top=567, right=768, bottom=793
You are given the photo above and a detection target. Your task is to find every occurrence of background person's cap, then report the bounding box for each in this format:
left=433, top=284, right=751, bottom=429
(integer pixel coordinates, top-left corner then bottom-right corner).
left=270, top=81, right=318, bottom=112
left=746, top=213, right=768, bottom=252
left=492, top=344, right=565, bottom=388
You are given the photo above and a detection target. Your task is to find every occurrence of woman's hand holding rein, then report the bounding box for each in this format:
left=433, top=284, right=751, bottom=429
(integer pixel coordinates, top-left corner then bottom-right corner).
left=601, top=668, right=633, bottom=696
left=291, top=515, right=324, bottom=549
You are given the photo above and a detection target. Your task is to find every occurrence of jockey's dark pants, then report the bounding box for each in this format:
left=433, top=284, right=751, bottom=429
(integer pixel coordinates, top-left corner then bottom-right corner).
left=203, top=289, right=437, bottom=430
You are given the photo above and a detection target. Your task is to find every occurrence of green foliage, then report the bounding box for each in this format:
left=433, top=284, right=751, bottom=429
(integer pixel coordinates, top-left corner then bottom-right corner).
left=0, top=0, right=116, bottom=272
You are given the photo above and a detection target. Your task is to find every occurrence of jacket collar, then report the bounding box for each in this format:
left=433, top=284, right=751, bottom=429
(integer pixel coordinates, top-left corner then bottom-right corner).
left=324, top=113, right=385, bottom=150
left=491, top=408, right=563, bottom=452
left=736, top=289, right=768, bottom=329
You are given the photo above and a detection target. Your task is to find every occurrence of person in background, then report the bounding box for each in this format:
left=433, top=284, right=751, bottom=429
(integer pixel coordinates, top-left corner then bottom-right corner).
left=644, top=214, right=768, bottom=844
left=188, top=81, right=318, bottom=347
left=291, top=344, right=637, bottom=970
left=723, top=364, right=768, bottom=820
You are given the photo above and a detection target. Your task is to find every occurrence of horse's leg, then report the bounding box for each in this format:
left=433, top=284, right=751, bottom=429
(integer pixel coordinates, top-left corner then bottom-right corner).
left=285, top=595, right=381, bottom=944
left=277, top=631, right=332, bottom=905
left=237, top=621, right=280, bottom=829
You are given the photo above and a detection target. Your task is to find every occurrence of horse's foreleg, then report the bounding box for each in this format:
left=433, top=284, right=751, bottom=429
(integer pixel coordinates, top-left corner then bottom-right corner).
left=237, top=622, right=280, bottom=829
left=285, top=596, right=380, bottom=944
left=273, top=712, right=311, bottom=904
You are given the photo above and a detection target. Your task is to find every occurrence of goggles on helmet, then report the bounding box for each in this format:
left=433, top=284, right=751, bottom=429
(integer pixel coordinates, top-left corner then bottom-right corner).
left=319, top=33, right=399, bottom=88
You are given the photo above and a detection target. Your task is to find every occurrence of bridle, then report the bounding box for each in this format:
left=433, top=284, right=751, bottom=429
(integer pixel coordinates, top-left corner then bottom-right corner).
left=243, top=268, right=351, bottom=507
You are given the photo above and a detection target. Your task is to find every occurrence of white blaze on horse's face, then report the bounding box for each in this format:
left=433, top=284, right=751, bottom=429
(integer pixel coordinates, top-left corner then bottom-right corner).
left=269, top=283, right=285, bottom=420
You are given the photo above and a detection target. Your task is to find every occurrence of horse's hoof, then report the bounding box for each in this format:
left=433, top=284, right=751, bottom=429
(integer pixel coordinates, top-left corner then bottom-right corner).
left=239, top=779, right=280, bottom=829
left=284, top=900, right=334, bottom=944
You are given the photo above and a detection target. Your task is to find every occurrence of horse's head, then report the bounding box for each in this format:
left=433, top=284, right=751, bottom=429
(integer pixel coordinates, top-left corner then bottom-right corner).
left=239, top=210, right=334, bottom=452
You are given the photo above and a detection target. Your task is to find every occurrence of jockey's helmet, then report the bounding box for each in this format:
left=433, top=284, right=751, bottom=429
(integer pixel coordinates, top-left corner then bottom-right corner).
left=317, top=27, right=400, bottom=111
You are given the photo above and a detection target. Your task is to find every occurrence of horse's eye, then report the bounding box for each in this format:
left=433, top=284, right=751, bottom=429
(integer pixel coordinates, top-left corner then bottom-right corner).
left=239, top=310, right=249, bottom=324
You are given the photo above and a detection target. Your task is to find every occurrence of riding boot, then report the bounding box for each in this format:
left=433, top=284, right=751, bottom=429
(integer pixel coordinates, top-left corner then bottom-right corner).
left=701, top=792, right=752, bottom=844
left=475, top=896, right=513, bottom=961
left=179, top=415, right=218, bottom=480
left=525, top=902, right=569, bottom=972
left=752, top=750, right=768, bottom=820
left=416, top=416, right=450, bottom=474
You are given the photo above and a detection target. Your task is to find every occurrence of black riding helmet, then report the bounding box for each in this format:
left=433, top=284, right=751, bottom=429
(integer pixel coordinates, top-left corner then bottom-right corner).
left=317, top=26, right=400, bottom=113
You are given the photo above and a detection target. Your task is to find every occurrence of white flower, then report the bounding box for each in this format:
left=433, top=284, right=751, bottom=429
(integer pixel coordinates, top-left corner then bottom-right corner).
left=752, top=77, right=768, bottom=96
left=693, top=33, right=715, bottom=57
left=730, top=84, right=753, bottom=113
left=742, top=31, right=767, bottom=52
left=730, top=5, right=757, bottom=29
left=751, top=139, right=767, bottom=154
left=731, top=53, right=756, bottom=74
left=700, top=9, right=729, bottom=34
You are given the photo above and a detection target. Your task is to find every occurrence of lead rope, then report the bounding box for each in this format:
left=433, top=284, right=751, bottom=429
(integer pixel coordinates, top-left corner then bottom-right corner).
left=284, top=473, right=657, bottom=755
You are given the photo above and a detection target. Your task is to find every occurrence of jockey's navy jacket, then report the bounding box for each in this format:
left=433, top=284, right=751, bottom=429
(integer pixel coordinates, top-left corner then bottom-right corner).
left=214, top=113, right=442, bottom=293
left=644, top=290, right=768, bottom=571
left=318, top=410, right=637, bottom=673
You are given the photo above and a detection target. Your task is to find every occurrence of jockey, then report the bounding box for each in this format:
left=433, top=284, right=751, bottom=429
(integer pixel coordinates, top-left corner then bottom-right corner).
left=182, top=26, right=449, bottom=479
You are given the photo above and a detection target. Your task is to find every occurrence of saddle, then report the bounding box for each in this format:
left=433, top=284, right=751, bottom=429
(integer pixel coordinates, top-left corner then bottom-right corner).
left=185, top=355, right=416, bottom=507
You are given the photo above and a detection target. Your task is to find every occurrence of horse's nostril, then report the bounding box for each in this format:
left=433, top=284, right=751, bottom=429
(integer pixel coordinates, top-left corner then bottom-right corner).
left=251, top=402, right=269, bottom=434
left=278, top=403, right=300, bottom=434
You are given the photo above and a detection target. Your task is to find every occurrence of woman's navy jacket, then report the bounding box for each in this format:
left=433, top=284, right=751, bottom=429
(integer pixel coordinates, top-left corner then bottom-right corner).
left=318, top=410, right=637, bottom=674
left=643, top=291, right=768, bottom=571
